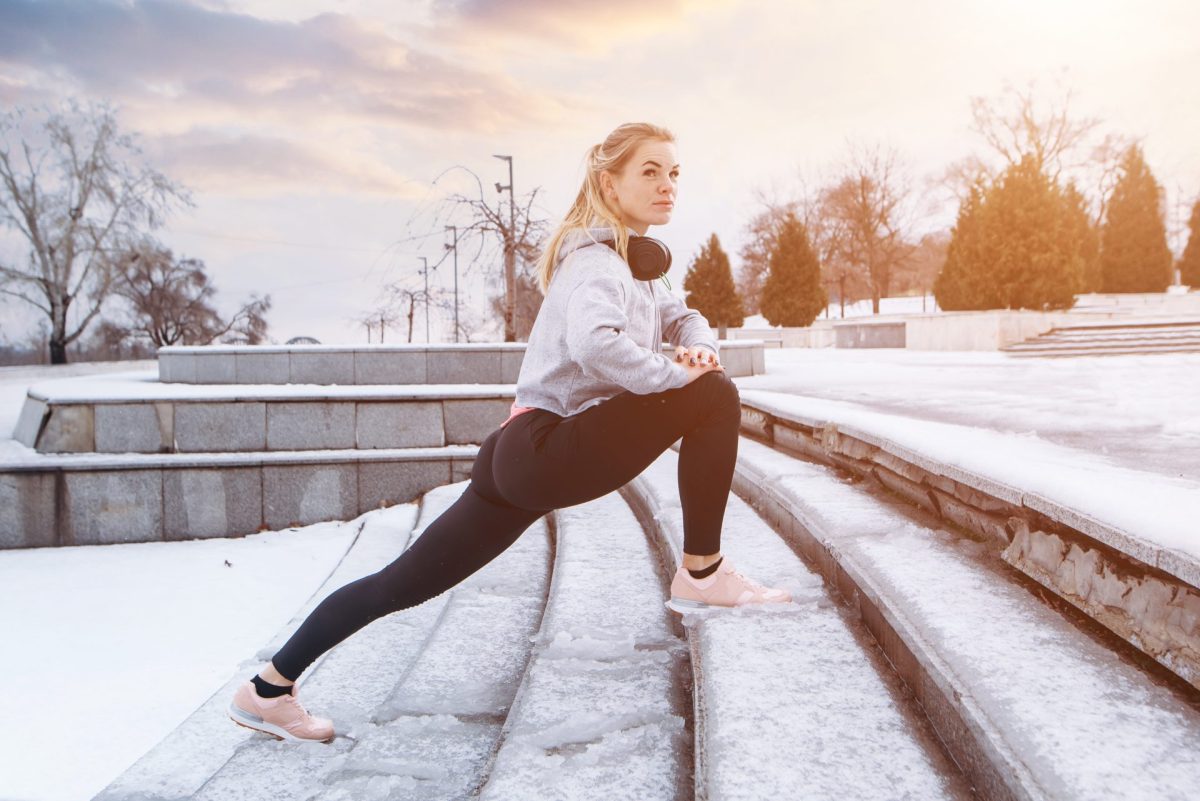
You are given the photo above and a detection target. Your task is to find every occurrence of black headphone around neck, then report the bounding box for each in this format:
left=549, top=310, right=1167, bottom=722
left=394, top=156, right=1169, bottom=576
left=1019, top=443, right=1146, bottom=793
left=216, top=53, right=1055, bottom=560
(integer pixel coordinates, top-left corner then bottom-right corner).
left=600, top=236, right=672, bottom=283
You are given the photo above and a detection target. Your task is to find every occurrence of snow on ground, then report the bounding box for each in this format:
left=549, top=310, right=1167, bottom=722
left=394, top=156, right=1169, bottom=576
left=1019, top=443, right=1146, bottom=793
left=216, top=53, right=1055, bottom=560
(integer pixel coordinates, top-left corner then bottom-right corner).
left=735, top=348, right=1200, bottom=482
left=0, top=519, right=361, bottom=801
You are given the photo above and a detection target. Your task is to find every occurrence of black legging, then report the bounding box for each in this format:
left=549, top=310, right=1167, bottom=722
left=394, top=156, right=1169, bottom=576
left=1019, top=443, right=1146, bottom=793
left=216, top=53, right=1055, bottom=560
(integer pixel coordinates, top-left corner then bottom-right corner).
left=271, top=370, right=740, bottom=681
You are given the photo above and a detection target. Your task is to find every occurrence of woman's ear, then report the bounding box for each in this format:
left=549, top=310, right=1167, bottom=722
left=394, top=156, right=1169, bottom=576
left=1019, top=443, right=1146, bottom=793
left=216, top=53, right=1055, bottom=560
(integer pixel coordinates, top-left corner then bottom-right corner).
left=599, top=171, right=615, bottom=200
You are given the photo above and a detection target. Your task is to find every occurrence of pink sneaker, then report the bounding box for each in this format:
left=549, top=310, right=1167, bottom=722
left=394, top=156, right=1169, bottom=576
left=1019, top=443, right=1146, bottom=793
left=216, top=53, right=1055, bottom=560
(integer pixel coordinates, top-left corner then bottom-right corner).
left=228, top=681, right=335, bottom=743
left=667, top=558, right=791, bottom=613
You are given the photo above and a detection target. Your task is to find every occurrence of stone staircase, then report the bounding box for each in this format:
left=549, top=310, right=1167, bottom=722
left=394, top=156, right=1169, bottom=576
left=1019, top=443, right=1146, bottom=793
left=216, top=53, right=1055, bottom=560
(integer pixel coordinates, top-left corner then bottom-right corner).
left=94, top=433, right=1200, bottom=800
left=17, top=339, right=1200, bottom=799
left=1001, top=319, right=1200, bottom=357
left=1, top=341, right=766, bottom=549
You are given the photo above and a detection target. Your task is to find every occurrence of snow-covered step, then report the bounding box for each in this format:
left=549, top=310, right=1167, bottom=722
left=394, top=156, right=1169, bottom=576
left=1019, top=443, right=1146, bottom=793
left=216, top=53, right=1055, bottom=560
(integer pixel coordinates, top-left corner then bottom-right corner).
left=733, top=436, right=1200, bottom=801
left=1002, top=320, right=1200, bottom=357
left=625, top=451, right=967, bottom=801
left=1004, top=342, right=1200, bottom=357
left=94, top=484, right=455, bottom=801
left=186, top=484, right=551, bottom=801
left=312, top=500, right=552, bottom=800
left=479, top=491, right=689, bottom=800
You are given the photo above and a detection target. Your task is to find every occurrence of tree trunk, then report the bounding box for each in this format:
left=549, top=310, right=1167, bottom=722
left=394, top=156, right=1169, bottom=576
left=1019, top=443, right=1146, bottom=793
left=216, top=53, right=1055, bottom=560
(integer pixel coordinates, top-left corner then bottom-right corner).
left=503, top=239, right=516, bottom=342
left=49, top=340, right=68, bottom=364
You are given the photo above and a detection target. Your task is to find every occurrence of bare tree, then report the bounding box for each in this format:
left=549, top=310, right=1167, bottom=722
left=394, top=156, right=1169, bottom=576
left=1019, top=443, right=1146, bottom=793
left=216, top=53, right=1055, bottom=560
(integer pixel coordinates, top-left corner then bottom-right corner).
left=822, top=144, right=917, bottom=314
left=352, top=301, right=405, bottom=344
left=409, top=166, right=548, bottom=341
left=107, top=239, right=270, bottom=346
left=382, top=284, right=431, bottom=344
left=968, top=80, right=1100, bottom=183
left=489, top=270, right=543, bottom=341
left=0, top=101, right=190, bottom=363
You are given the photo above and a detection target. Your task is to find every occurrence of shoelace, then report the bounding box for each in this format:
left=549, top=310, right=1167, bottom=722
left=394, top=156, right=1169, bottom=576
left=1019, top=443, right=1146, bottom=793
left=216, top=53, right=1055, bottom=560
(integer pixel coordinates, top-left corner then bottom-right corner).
left=730, top=568, right=768, bottom=593
left=280, top=693, right=312, bottom=717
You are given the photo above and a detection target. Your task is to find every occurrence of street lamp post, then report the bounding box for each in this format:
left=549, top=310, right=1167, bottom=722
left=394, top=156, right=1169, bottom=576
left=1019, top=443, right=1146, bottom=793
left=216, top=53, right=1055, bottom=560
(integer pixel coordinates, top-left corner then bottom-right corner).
left=493, top=154, right=516, bottom=341
left=445, top=225, right=459, bottom=343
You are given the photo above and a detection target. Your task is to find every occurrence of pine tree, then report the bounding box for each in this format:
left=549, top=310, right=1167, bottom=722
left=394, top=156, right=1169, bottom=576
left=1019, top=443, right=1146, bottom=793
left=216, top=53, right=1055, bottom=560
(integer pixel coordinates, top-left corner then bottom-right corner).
left=933, top=156, right=1083, bottom=310
left=1178, top=200, right=1200, bottom=288
left=760, top=213, right=826, bottom=326
left=1099, top=145, right=1173, bottom=292
left=683, top=233, right=744, bottom=330
left=933, top=185, right=995, bottom=310
left=1064, top=182, right=1101, bottom=293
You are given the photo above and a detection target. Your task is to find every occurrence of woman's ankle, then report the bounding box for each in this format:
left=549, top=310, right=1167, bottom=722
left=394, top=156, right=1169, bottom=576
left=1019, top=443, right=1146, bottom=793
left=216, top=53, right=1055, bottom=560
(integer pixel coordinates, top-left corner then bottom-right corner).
left=259, top=663, right=295, bottom=687
left=682, top=551, right=722, bottom=571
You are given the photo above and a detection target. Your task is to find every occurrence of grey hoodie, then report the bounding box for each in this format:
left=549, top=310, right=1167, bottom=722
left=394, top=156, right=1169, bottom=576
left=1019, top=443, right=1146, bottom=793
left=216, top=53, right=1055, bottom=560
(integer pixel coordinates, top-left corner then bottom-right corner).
left=514, top=226, right=719, bottom=417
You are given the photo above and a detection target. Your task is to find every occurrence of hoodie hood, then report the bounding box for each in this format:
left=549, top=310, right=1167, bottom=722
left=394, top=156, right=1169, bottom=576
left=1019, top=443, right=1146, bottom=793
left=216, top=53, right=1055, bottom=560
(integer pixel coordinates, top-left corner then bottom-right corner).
left=554, top=225, right=640, bottom=268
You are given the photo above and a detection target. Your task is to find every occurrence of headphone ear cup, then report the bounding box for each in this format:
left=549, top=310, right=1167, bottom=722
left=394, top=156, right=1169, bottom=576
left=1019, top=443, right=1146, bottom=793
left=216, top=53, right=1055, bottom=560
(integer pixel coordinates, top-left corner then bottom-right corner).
left=626, top=237, right=672, bottom=281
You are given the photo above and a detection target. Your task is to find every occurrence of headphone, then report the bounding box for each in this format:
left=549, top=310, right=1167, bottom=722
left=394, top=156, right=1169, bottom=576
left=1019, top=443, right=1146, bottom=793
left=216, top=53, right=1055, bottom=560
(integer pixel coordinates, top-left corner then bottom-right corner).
left=600, top=236, right=672, bottom=283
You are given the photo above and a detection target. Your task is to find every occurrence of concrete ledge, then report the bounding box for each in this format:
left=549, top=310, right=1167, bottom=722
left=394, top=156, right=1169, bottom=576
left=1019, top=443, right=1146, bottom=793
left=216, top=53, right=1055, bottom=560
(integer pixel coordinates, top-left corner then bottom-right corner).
left=156, top=341, right=767, bottom=385
left=21, top=390, right=514, bottom=454
left=738, top=397, right=1200, bottom=692
left=0, top=445, right=478, bottom=549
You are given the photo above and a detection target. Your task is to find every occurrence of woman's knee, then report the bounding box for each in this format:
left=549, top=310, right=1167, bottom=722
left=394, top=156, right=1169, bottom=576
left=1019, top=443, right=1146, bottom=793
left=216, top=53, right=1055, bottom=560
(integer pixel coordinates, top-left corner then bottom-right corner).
left=695, top=369, right=741, bottom=418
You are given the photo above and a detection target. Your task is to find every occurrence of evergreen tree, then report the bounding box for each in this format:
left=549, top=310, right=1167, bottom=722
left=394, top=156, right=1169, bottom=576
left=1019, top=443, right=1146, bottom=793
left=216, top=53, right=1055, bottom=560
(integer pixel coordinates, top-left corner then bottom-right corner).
left=760, top=213, right=826, bottom=326
left=933, top=156, right=1083, bottom=310
left=1177, top=199, right=1200, bottom=288
left=1099, top=144, right=1173, bottom=292
left=683, top=233, right=744, bottom=329
left=1064, top=182, right=1101, bottom=293
left=933, top=185, right=995, bottom=310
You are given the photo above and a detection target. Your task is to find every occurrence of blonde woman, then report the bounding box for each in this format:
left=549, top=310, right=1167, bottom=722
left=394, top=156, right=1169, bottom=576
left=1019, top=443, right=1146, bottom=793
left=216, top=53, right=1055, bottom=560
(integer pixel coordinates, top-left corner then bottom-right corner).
left=229, top=122, right=791, bottom=743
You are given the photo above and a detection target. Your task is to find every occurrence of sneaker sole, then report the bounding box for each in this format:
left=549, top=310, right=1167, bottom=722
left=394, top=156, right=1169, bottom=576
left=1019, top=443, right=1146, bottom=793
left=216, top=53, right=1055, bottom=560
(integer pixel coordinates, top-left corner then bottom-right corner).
left=227, top=702, right=334, bottom=744
left=665, top=598, right=727, bottom=614
left=665, top=598, right=794, bottom=614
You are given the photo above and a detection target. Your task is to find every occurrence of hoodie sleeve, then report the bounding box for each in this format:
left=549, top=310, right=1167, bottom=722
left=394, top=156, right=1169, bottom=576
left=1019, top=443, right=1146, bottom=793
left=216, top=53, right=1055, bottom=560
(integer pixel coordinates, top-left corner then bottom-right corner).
left=564, top=270, right=690, bottom=395
left=656, top=286, right=720, bottom=356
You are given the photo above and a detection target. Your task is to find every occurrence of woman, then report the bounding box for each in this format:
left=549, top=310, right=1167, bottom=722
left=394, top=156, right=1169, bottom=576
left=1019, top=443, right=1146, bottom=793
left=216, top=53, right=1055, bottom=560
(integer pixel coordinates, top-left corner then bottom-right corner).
left=228, top=122, right=791, bottom=743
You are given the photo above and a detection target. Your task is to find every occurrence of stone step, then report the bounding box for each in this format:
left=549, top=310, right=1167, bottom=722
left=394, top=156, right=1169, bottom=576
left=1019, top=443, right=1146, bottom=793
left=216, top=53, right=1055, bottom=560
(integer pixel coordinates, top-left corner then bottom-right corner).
left=156, top=341, right=766, bottom=386
left=93, top=486, right=444, bottom=801
left=624, top=450, right=969, bottom=801
left=1002, top=320, right=1200, bottom=357
left=1003, top=341, right=1200, bottom=357
left=479, top=491, right=690, bottom=800
left=98, top=481, right=555, bottom=801
left=1, top=443, right=477, bottom=549
left=15, top=371, right=513, bottom=454
left=737, top=390, right=1200, bottom=692
left=732, top=435, right=1200, bottom=801
left=286, top=493, right=552, bottom=801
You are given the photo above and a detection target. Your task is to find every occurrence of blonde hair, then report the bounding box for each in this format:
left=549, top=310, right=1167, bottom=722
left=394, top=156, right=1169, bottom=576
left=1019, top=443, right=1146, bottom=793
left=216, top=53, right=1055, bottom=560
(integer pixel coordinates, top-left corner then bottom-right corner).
left=536, top=122, right=675, bottom=292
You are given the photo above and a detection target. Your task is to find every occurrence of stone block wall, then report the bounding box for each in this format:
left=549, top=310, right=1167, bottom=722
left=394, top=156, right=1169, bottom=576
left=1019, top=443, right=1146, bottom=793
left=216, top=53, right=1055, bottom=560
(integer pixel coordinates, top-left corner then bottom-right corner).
left=740, top=403, right=1200, bottom=692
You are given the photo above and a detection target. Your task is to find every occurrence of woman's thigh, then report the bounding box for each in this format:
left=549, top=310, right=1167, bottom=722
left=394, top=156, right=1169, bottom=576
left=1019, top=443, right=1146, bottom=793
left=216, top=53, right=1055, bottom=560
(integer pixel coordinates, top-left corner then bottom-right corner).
left=492, top=370, right=740, bottom=511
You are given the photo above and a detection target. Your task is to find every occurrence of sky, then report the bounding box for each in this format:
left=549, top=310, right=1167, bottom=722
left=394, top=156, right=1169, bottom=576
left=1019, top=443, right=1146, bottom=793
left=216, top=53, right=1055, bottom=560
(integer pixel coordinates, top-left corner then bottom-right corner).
left=1, top=0, right=1198, bottom=346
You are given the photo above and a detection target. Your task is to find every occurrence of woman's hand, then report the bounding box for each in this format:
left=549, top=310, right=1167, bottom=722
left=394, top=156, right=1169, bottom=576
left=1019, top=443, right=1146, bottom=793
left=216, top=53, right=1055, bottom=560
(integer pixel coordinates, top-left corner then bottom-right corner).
left=675, top=345, right=724, bottom=384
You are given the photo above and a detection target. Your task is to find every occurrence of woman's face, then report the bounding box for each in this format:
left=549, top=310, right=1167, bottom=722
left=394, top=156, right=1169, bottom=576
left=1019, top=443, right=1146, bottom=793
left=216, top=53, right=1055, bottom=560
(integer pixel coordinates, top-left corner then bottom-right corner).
left=602, top=138, right=679, bottom=236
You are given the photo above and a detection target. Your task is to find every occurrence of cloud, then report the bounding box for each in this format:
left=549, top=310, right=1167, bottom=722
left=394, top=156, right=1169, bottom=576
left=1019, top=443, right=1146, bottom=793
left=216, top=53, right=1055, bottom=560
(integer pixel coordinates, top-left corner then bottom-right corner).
left=427, top=0, right=735, bottom=52
left=0, top=0, right=570, bottom=133
left=143, top=129, right=422, bottom=196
